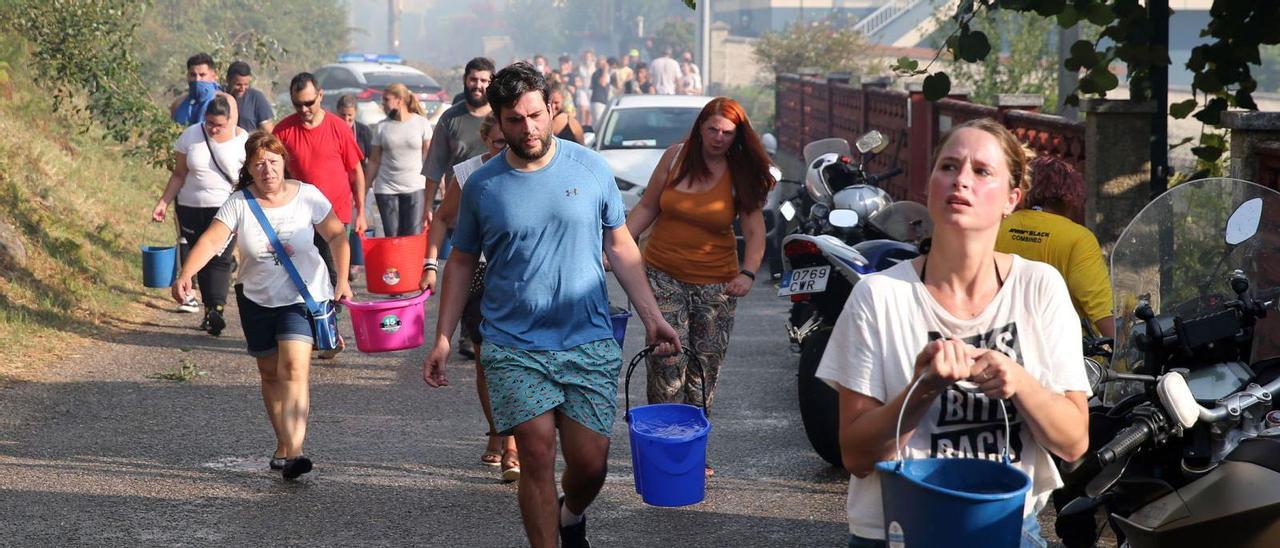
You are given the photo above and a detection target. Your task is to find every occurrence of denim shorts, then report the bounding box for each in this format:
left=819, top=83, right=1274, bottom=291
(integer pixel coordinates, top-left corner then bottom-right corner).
left=480, top=339, right=623, bottom=437
left=847, top=512, right=1046, bottom=548
left=235, top=284, right=314, bottom=357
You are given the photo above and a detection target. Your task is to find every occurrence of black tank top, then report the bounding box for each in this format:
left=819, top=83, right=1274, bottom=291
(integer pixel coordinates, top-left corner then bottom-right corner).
left=555, top=114, right=580, bottom=144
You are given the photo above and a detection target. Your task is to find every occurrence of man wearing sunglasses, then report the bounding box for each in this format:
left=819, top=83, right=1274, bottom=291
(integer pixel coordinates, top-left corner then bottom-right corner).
left=272, top=73, right=368, bottom=357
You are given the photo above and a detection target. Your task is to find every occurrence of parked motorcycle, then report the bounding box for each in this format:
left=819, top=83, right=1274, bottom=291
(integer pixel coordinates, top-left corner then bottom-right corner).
left=1054, top=177, right=1280, bottom=547
left=777, top=131, right=931, bottom=467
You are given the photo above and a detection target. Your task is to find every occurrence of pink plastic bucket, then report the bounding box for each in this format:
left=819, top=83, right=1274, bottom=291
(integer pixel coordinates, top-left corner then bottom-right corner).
left=340, top=290, right=432, bottom=353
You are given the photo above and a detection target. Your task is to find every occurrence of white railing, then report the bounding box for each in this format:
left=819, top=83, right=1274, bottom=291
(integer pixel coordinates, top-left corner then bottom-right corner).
left=852, top=0, right=927, bottom=39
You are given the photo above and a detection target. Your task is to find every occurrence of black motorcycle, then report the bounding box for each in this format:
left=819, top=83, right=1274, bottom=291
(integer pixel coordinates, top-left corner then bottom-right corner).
left=1054, top=177, right=1280, bottom=547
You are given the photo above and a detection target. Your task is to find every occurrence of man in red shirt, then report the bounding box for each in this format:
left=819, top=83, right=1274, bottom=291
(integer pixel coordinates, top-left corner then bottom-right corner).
left=273, top=73, right=368, bottom=278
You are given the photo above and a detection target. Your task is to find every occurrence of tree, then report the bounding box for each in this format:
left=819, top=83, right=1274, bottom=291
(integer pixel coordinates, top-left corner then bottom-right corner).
left=932, top=8, right=1064, bottom=110
left=752, top=15, right=880, bottom=83
left=892, top=0, right=1280, bottom=163
left=652, top=17, right=696, bottom=58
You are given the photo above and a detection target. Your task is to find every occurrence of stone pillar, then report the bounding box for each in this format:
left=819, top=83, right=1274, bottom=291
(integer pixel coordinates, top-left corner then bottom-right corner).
left=1082, top=99, right=1155, bottom=248
left=905, top=84, right=971, bottom=202
left=997, top=94, right=1045, bottom=117
left=1221, top=111, right=1280, bottom=186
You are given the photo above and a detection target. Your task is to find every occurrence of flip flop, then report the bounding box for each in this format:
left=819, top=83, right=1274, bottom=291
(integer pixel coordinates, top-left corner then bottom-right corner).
left=501, top=449, right=520, bottom=483
left=481, top=448, right=502, bottom=467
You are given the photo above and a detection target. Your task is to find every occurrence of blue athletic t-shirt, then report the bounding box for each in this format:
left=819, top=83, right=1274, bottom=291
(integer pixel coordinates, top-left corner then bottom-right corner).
left=453, top=138, right=625, bottom=351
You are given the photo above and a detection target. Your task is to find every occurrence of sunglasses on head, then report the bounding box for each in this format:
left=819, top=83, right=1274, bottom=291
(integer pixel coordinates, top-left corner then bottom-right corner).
left=292, top=98, right=318, bottom=109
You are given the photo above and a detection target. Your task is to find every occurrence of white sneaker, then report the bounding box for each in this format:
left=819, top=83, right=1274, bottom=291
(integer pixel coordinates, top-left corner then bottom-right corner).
left=177, top=295, right=200, bottom=314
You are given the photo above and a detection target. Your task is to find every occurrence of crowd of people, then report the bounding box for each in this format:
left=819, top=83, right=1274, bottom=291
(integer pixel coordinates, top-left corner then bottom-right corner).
left=149, top=45, right=1100, bottom=548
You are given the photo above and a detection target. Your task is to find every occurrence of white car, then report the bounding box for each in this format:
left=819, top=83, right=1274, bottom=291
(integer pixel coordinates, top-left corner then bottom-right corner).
left=312, top=54, right=449, bottom=123
left=587, top=94, right=712, bottom=211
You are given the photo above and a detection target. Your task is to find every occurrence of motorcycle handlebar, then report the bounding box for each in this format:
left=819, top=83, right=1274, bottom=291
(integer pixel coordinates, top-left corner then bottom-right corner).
left=1097, top=421, right=1154, bottom=466
left=1198, top=375, right=1280, bottom=423
left=867, top=167, right=904, bottom=186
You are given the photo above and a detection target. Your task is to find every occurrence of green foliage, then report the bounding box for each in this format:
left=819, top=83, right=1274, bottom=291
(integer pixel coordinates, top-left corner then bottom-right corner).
left=896, top=0, right=1279, bottom=168
left=4, top=0, right=179, bottom=168
left=652, top=18, right=696, bottom=57
left=147, top=359, right=208, bottom=382
left=753, top=15, right=880, bottom=82
left=723, top=84, right=776, bottom=135
left=930, top=8, right=1062, bottom=108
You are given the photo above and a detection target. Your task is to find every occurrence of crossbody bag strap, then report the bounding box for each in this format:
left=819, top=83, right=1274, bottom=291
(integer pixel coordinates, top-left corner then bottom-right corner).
left=205, top=126, right=238, bottom=185
left=241, top=188, right=321, bottom=313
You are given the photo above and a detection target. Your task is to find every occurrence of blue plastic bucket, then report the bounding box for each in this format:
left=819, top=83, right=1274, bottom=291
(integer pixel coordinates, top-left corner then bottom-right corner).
left=141, top=245, right=177, bottom=288
left=610, top=306, right=632, bottom=346
left=875, top=379, right=1031, bottom=547
left=624, top=346, right=711, bottom=507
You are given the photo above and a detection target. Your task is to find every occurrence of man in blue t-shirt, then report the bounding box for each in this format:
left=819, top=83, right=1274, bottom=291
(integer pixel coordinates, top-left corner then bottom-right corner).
left=168, top=53, right=236, bottom=127
left=423, top=62, right=679, bottom=548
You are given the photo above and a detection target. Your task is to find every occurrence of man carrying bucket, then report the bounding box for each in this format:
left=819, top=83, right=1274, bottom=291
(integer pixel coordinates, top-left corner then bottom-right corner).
left=422, top=62, right=680, bottom=548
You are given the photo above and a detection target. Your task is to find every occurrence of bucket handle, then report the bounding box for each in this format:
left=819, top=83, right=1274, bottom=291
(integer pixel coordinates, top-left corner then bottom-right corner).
left=338, top=289, right=432, bottom=309
left=893, top=375, right=1011, bottom=471
left=623, top=345, right=707, bottom=422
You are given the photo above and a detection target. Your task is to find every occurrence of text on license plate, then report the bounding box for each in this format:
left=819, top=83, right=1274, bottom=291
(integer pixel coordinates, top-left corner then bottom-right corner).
left=778, top=266, right=831, bottom=296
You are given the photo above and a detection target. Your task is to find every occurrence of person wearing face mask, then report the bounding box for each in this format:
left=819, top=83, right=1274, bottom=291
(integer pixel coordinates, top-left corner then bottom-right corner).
left=335, top=94, right=374, bottom=168
left=816, top=118, right=1090, bottom=548
left=225, top=61, right=274, bottom=134
left=365, top=83, right=432, bottom=237
left=170, top=53, right=238, bottom=127
left=172, top=132, right=353, bottom=481
left=151, top=95, right=248, bottom=335
left=624, top=97, right=775, bottom=478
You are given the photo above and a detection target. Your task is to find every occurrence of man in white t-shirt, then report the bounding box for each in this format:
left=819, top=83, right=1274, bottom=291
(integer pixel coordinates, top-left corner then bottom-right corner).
left=649, top=47, right=682, bottom=95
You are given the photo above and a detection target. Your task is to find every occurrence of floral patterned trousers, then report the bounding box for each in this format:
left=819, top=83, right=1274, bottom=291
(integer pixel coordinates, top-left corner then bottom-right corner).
left=645, top=266, right=738, bottom=416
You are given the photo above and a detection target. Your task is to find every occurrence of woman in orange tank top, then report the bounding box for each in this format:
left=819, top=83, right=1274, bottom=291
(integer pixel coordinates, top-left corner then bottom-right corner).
left=625, top=97, right=776, bottom=476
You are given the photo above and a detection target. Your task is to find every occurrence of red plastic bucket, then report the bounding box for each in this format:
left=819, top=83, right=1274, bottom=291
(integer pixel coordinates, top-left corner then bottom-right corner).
left=340, top=290, right=432, bottom=353
left=362, top=231, right=427, bottom=294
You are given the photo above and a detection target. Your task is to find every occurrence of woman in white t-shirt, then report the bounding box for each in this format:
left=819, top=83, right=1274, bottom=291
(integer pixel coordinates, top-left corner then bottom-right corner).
left=366, top=83, right=433, bottom=236
left=815, top=118, right=1090, bottom=548
left=418, top=114, right=521, bottom=482
left=172, top=132, right=353, bottom=481
left=151, top=96, right=248, bottom=335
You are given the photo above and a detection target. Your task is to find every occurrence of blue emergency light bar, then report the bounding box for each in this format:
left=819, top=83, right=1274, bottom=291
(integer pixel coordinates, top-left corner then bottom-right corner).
left=338, top=53, right=403, bottom=64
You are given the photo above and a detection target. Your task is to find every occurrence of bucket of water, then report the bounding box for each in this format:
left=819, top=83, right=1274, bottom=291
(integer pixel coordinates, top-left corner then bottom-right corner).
left=874, top=378, right=1031, bottom=547
left=610, top=305, right=632, bottom=347
left=362, top=231, right=427, bottom=294
left=340, top=290, right=432, bottom=353
left=141, top=244, right=177, bottom=288
left=624, top=346, right=711, bottom=507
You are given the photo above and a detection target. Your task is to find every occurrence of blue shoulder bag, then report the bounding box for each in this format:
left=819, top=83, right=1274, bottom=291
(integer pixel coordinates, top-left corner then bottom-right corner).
left=241, top=188, right=339, bottom=351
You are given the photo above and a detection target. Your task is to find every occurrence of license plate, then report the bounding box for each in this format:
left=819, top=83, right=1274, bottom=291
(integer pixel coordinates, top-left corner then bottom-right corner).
left=778, top=266, right=831, bottom=296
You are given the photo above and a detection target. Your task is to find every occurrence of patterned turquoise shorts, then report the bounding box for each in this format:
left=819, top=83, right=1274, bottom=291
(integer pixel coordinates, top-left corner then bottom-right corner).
left=481, top=339, right=623, bottom=438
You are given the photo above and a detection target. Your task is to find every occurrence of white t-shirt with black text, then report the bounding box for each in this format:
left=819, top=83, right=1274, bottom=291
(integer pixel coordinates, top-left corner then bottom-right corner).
left=214, top=182, right=334, bottom=308
left=814, top=255, right=1090, bottom=540
left=173, top=123, right=248, bottom=208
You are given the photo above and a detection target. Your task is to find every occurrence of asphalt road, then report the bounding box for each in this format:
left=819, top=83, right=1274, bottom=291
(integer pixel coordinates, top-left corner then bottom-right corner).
left=0, top=270, right=851, bottom=547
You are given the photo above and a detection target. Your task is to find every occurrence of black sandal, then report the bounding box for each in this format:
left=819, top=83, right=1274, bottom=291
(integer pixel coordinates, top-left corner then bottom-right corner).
left=282, top=456, right=313, bottom=480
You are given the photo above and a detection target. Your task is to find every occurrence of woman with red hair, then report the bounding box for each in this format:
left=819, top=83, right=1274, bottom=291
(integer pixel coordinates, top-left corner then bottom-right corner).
left=625, top=97, right=776, bottom=476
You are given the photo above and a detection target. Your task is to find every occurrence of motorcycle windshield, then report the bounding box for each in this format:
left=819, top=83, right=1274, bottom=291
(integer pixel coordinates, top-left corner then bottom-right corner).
left=803, top=138, right=851, bottom=164
left=867, top=201, right=933, bottom=243
left=1109, top=178, right=1280, bottom=385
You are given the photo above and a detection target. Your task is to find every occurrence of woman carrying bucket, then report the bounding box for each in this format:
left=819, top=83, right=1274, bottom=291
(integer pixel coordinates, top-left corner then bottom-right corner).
left=172, top=132, right=353, bottom=480
left=623, top=97, right=775, bottom=477
left=151, top=95, right=247, bottom=336
left=365, top=83, right=433, bottom=237
left=815, top=118, right=1090, bottom=547
left=419, top=114, right=520, bottom=482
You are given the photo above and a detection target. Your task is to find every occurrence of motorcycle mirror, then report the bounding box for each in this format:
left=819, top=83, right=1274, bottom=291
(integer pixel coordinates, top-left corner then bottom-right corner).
left=1225, top=197, right=1262, bottom=246
left=780, top=200, right=797, bottom=222
left=829, top=209, right=859, bottom=228
left=855, top=130, right=887, bottom=155
left=1085, top=454, right=1130, bottom=499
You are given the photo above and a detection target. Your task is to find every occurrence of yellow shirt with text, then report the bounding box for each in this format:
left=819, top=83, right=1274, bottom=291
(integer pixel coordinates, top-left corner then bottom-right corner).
left=996, top=209, right=1112, bottom=326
